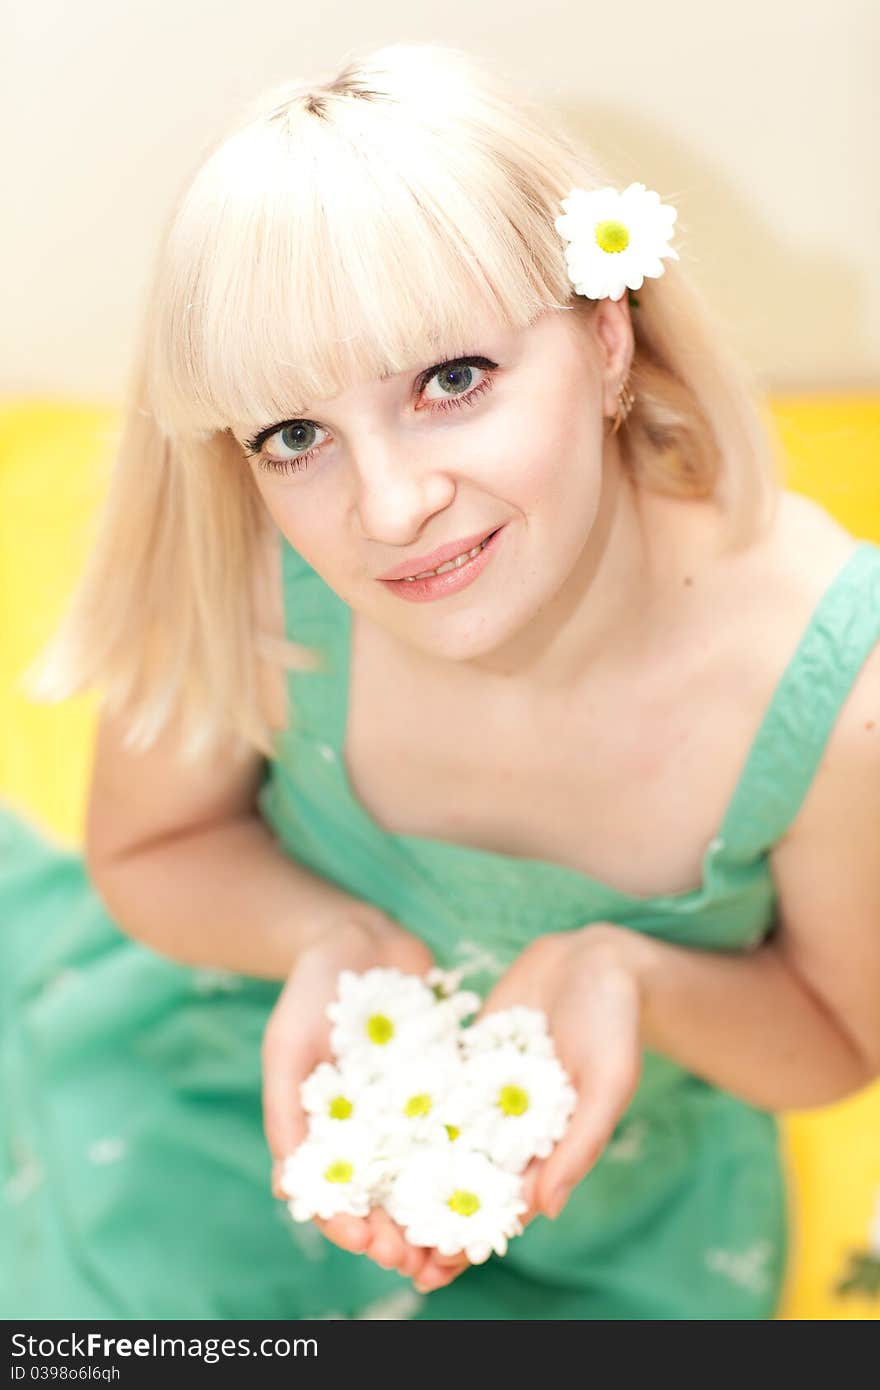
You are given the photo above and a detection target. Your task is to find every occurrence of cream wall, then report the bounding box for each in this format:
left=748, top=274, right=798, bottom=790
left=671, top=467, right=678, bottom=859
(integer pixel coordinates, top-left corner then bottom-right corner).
left=1, top=0, right=877, bottom=399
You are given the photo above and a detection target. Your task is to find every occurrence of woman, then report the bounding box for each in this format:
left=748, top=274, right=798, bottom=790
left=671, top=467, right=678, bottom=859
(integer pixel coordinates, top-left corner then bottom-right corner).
left=4, top=40, right=878, bottom=1319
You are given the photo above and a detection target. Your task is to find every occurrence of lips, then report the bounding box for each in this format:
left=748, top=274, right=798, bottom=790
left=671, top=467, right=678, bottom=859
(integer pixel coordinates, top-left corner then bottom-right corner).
left=378, top=523, right=505, bottom=603
left=378, top=526, right=500, bottom=582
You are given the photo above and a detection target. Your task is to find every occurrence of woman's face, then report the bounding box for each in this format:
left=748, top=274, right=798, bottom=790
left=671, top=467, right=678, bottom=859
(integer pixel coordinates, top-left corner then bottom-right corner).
left=233, top=300, right=632, bottom=665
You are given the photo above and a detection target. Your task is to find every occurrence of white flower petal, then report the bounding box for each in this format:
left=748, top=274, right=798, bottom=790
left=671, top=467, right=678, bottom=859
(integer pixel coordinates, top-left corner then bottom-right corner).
left=460, top=1046, right=577, bottom=1171
left=280, top=1127, right=383, bottom=1222
left=387, top=1146, right=527, bottom=1261
left=556, top=183, right=678, bottom=301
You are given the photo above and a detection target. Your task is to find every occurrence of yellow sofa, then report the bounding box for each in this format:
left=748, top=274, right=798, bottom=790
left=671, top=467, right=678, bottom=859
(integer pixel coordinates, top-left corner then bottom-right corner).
left=2, top=398, right=879, bottom=1320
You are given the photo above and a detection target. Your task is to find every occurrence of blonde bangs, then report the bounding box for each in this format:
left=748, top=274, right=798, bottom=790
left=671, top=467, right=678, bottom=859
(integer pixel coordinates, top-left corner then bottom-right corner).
left=145, top=62, right=576, bottom=439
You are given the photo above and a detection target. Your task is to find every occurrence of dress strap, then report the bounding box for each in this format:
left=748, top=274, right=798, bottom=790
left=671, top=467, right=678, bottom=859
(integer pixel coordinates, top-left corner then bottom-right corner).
left=718, top=540, right=880, bottom=862
left=278, top=534, right=350, bottom=747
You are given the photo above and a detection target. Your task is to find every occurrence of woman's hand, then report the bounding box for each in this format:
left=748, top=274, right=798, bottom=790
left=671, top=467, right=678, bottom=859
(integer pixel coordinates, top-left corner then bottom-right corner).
left=261, top=908, right=438, bottom=1284
left=413, top=923, right=645, bottom=1293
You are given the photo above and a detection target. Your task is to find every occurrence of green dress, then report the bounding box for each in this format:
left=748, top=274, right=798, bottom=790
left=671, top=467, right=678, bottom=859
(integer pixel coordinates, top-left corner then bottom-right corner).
left=4, top=536, right=880, bottom=1320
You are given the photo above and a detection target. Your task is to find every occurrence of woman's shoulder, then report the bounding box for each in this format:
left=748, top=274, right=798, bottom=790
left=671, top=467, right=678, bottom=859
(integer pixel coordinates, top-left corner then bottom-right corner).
left=775, top=486, right=880, bottom=697
left=720, top=488, right=862, bottom=628
left=770, top=488, right=860, bottom=583
left=735, top=487, right=880, bottom=781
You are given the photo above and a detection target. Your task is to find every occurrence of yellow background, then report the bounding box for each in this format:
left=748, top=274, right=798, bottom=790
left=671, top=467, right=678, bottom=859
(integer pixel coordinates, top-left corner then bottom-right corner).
left=2, top=398, right=879, bottom=1320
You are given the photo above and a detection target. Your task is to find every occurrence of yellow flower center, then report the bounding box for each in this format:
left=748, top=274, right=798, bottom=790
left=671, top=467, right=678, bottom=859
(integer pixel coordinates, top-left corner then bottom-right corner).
left=447, top=1189, right=481, bottom=1217
left=404, top=1092, right=432, bottom=1117
left=595, top=219, right=630, bottom=254
left=498, top=1084, right=529, bottom=1116
left=366, top=1013, right=394, bottom=1044
left=323, top=1160, right=354, bottom=1184
left=328, top=1095, right=353, bottom=1120
left=445, top=1124, right=460, bottom=1141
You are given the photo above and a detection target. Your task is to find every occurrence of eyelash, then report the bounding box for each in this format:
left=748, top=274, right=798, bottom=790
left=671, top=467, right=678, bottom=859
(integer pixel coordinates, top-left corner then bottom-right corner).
left=247, top=357, right=497, bottom=477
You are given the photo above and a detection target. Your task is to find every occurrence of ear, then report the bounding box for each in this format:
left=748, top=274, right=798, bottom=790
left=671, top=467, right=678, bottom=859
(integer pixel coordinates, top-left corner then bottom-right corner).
left=593, top=296, right=634, bottom=419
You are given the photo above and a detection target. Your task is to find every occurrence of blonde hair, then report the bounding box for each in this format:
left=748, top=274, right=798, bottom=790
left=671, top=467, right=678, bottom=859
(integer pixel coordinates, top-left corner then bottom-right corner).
left=23, top=40, right=783, bottom=765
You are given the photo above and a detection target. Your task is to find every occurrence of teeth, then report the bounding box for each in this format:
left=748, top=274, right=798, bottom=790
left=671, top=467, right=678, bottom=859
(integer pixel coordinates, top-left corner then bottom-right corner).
left=403, top=537, right=490, bottom=582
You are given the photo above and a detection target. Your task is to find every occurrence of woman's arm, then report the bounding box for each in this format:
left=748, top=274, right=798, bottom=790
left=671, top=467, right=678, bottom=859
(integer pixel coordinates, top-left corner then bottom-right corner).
left=85, top=701, right=392, bottom=979
left=89, top=810, right=392, bottom=979
left=620, top=929, right=876, bottom=1111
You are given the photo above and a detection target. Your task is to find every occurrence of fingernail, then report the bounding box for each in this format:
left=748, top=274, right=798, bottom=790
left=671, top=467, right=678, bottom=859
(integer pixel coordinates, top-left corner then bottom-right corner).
left=546, top=1184, right=571, bottom=1219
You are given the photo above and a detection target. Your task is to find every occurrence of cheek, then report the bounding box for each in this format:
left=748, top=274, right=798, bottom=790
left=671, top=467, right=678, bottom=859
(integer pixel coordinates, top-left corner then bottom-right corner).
left=261, top=489, right=344, bottom=580
left=491, top=387, right=602, bottom=514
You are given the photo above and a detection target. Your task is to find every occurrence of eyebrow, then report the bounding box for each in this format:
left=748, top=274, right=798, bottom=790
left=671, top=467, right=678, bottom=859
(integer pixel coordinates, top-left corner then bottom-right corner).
left=241, top=351, right=496, bottom=455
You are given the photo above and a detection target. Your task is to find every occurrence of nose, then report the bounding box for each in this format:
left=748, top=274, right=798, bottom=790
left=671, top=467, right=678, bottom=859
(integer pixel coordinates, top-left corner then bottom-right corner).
left=352, top=435, right=456, bottom=545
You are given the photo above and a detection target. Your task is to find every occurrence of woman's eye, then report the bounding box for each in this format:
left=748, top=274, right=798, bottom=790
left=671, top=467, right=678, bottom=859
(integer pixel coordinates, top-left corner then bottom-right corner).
left=421, top=360, right=488, bottom=403
left=263, top=420, right=328, bottom=464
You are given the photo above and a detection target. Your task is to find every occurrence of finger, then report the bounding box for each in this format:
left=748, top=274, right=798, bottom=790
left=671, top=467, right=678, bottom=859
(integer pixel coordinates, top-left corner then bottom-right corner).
left=384, top=931, right=436, bottom=977
left=261, top=983, right=329, bottom=1163
left=364, top=1208, right=409, bottom=1271
left=538, top=1064, right=638, bottom=1219
left=374, top=1214, right=431, bottom=1279
left=414, top=1253, right=470, bottom=1292
left=399, top=1242, right=431, bottom=1281
left=519, top=1158, right=544, bottom=1223
left=471, top=935, right=560, bottom=1021
left=272, top=1158, right=289, bottom=1201
left=474, top=974, right=541, bottom=1023
left=365, top=1207, right=429, bottom=1275
left=261, top=1035, right=315, bottom=1163
left=313, top=1213, right=371, bottom=1255
left=429, top=1249, right=468, bottom=1269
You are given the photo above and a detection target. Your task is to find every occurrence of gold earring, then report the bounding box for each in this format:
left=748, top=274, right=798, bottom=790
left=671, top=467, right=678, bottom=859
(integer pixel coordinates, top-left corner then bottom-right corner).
left=608, top=376, right=636, bottom=437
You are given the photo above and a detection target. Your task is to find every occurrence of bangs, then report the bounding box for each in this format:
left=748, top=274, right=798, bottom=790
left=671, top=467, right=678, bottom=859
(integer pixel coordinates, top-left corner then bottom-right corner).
left=145, top=88, right=573, bottom=439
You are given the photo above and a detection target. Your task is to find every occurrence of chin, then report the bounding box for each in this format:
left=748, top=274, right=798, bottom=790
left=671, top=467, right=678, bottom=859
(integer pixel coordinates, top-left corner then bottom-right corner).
left=404, top=607, right=529, bottom=664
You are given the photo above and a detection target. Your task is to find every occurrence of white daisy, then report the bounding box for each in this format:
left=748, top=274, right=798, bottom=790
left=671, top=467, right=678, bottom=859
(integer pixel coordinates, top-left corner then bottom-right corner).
left=385, top=1146, right=527, bottom=1264
left=462, top=1046, right=577, bottom=1173
left=327, top=967, right=453, bottom=1072
left=300, top=1059, right=378, bottom=1135
left=371, top=1048, right=465, bottom=1150
left=555, top=182, right=679, bottom=302
left=280, top=1126, right=382, bottom=1222
left=460, top=1006, right=555, bottom=1060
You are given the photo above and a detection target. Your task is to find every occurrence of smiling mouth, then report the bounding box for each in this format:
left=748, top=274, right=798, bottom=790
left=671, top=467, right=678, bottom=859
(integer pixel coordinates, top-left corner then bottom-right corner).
left=398, top=530, right=501, bottom=581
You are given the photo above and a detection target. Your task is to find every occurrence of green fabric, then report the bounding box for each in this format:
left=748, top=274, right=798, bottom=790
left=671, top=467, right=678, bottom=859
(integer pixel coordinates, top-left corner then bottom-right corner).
left=3, top=537, right=880, bottom=1319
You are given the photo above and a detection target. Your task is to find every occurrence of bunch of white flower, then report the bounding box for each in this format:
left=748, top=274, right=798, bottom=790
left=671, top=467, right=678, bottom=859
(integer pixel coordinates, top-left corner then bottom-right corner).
left=279, top=967, right=577, bottom=1265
